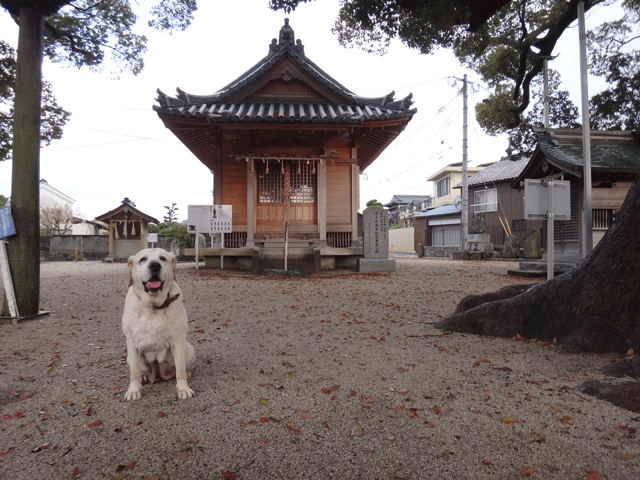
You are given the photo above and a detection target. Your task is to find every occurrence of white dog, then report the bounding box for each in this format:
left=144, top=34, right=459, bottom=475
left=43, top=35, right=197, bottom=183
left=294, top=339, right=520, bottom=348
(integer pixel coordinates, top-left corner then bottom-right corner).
left=122, top=248, right=195, bottom=400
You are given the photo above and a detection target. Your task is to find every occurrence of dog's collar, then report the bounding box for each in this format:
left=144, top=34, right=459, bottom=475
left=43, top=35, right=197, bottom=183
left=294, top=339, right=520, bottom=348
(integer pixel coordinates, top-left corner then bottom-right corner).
left=153, top=293, right=180, bottom=310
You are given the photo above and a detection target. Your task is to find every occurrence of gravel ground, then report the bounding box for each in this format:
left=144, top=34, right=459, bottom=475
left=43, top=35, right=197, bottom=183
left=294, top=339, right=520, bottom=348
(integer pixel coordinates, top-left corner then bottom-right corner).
left=1, top=258, right=639, bottom=480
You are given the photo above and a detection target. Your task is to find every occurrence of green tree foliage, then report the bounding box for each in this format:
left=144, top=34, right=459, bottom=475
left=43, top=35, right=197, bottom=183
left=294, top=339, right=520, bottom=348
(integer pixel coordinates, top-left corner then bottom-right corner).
left=159, top=222, right=193, bottom=248
left=0, top=40, right=70, bottom=161
left=270, top=0, right=637, bottom=133
left=366, top=199, right=383, bottom=208
left=1, top=0, right=197, bottom=73
left=0, top=0, right=198, bottom=316
left=587, top=6, right=640, bottom=131
left=163, top=202, right=179, bottom=224
left=497, top=70, right=581, bottom=159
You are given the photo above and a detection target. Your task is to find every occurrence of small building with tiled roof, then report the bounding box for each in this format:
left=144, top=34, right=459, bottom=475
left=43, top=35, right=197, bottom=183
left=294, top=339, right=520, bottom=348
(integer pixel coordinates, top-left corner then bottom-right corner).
left=154, top=19, right=416, bottom=272
left=512, top=128, right=640, bottom=257
left=95, top=198, right=159, bottom=261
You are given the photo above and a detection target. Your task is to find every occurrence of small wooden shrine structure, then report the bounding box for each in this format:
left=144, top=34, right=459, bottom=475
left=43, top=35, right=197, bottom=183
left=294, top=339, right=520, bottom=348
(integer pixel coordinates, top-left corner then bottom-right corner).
left=512, top=128, right=640, bottom=257
left=95, top=198, right=159, bottom=261
left=154, top=19, right=415, bottom=272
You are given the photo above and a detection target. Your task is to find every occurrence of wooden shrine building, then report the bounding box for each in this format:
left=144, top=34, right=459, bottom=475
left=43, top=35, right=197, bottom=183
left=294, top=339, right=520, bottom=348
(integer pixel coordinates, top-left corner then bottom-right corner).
left=95, top=198, right=159, bottom=261
left=154, top=19, right=415, bottom=272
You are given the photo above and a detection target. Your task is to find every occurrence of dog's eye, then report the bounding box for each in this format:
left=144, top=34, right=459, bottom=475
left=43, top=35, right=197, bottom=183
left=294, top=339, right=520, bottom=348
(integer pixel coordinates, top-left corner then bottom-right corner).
left=159, top=256, right=167, bottom=262
left=139, top=256, right=147, bottom=264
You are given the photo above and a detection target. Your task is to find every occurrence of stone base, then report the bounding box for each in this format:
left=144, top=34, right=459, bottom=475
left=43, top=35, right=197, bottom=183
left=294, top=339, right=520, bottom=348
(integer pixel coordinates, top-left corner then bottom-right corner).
left=358, top=258, right=396, bottom=273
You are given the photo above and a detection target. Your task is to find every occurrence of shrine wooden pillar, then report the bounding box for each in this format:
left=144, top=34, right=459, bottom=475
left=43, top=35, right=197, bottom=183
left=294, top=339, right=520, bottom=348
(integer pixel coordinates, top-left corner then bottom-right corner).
left=212, top=163, right=222, bottom=247
left=351, top=164, right=359, bottom=244
left=108, top=221, right=115, bottom=256
left=318, top=159, right=327, bottom=245
left=246, top=159, right=255, bottom=247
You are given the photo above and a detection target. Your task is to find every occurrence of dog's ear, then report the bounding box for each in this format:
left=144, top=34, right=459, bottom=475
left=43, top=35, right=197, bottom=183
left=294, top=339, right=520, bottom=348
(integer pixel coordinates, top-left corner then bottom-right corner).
left=127, top=256, right=135, bottom=287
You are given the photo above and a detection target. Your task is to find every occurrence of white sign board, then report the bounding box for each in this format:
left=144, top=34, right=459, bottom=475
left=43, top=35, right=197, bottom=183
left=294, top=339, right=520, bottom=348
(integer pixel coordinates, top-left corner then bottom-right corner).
left=188, top=205, right=233, bottom=234
left=524, top=179, right=571, bottom=220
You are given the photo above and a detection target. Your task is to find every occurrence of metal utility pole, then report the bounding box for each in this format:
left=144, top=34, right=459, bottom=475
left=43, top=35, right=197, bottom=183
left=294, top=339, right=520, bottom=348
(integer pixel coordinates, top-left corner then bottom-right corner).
left=578, top=0, right=593, bottom=255
left=461, top=74, right=468, bottom=251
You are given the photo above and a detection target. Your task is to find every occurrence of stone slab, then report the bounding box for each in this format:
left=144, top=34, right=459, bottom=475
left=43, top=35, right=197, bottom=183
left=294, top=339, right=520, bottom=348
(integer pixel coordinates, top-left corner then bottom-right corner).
left=363, top=208, right=389, bottom=259
left=358, top=258, right=396, bottom=273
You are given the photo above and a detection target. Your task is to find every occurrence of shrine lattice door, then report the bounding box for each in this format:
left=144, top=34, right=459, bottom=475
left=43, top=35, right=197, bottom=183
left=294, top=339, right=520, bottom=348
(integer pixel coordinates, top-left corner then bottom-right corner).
left=255, top=160, right=317, bottom=230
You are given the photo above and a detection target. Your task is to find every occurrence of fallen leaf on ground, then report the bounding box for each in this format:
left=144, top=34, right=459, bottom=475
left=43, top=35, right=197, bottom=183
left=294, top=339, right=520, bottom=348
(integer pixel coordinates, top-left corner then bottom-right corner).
left=520, top=465, right=533, bottom=476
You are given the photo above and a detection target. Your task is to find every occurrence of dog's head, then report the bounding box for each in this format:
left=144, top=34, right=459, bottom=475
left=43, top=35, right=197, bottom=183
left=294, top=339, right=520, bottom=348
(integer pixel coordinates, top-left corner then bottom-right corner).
left=128, top=248, right=177, bottom=296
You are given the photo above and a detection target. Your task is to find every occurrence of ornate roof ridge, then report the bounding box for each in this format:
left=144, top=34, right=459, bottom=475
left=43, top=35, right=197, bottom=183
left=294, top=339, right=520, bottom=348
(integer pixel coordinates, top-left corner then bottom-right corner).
left=155, top=19, right=411, bottom=110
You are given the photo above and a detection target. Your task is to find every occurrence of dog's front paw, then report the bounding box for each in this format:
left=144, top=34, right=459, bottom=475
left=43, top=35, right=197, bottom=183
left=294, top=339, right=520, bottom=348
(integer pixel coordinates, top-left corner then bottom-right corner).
left=125, top=387, right=142, bottom=401
left=176, top=382, right=194, bottom=400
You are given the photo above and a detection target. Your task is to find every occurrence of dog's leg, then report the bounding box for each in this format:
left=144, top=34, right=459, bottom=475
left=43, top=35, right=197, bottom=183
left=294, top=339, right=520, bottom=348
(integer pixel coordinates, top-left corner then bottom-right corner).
left=124, top=338, right=143, bottom=401
left=172, top=340, right=194, bottom=399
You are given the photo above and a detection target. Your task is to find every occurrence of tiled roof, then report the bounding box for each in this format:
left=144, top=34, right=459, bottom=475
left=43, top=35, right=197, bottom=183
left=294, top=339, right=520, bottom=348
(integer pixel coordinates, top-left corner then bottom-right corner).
left=466, top=157, right=529, bottom=186
left=95, top=201, right=159, bottom=224
left=414, top=205, right=460, bottom=218
left=153, top=19, right=415, bottom=173
left=384, top=195, right=432, bottom=207
left=513, top=129, right=640, bottom=185
left=155, top=98, right=413, bottom=124
left=538, top=131, right=640, bottom=173
left=154, top=19, right=415, bottom=125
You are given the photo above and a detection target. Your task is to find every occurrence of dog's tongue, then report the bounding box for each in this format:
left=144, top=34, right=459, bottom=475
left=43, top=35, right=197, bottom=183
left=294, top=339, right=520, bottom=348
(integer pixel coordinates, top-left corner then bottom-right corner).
left=147, top=280, right=162, bottom=290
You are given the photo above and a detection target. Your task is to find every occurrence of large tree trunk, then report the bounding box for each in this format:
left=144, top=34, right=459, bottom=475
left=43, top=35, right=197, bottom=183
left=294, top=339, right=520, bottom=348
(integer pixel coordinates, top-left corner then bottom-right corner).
left=437, top=173, right=640, bottom=355
left=4, top=7, right=44, bottom=317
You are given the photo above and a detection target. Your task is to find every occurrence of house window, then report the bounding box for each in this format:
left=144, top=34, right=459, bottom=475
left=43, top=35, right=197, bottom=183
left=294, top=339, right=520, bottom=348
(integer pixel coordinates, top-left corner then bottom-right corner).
left=593, top=209, right=613, bottom=229
left=473, top=188, right=498, bottom=213
left=436, top=177, right=449, bottom=197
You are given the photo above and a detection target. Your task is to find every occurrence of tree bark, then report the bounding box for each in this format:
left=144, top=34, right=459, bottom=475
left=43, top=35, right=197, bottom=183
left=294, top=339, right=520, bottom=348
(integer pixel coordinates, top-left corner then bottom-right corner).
left=437, top=174, right=640, bottom=354
left=5, top=7, right=44, bottom=317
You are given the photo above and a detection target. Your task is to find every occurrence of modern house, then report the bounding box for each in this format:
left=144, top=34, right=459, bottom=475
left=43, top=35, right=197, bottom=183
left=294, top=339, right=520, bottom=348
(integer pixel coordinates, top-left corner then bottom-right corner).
left=413, top=162, right=490, bottom=255
left=426, top=162, right=489, bottom=208
left=153, top=19, right=416, bottom=272
left=384, top=195, right=432, bottom=227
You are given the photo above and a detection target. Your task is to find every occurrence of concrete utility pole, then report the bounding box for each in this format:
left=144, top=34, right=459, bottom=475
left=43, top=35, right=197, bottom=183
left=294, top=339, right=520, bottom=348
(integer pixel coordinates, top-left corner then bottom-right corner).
left=578, top=0, right=593, bottom=256
left=461, top=74, right=469, bottom=251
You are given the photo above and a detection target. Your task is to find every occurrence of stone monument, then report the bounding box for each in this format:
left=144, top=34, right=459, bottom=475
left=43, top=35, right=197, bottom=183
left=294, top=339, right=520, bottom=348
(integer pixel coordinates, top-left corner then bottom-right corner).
left=523, top=229, right=542, bottom=259
left=502, top=234, right=520, bottom=258
left=359, top=208, right=396, bottom=273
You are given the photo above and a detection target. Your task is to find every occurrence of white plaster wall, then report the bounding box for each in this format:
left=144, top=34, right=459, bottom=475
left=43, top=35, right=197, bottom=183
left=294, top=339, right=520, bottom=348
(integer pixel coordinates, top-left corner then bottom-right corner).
left=389, top=227, right=415, bottom=254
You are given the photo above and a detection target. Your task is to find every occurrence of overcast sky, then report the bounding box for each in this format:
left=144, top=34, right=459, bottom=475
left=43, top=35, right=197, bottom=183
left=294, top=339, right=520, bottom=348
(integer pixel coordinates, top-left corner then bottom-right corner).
left=0, top=0, right=617, bottom=222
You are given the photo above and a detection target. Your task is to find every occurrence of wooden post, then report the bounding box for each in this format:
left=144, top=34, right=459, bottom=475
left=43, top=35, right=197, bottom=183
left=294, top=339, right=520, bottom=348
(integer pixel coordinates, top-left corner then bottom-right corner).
left=351, top=164, right=359, bottom=245
left=108, top=222, right=115, bottom=256
left=318, top=159, right=327, bottom=245
left=246, top=159, right=255, bottom=247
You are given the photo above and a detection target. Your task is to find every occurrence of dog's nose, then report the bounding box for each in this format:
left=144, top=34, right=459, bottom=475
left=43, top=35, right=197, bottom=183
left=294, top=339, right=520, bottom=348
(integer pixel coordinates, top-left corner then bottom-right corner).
left=149, top=262, right=161, bottom=274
